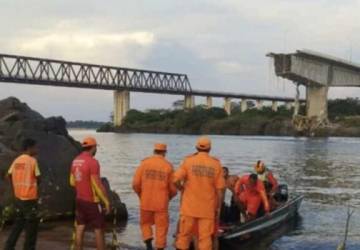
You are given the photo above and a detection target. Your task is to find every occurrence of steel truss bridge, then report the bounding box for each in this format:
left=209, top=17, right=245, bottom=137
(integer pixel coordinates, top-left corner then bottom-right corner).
left=0, top=53, right=191, bottom=94
left=0, top=53, right=299, bottom=102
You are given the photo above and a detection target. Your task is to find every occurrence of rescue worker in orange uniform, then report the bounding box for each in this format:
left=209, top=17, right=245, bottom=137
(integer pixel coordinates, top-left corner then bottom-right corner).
left=5, top=138, right=41, bottom=250
left=70, top=137, right=110, bottom=250
left=132, top=143, right=177, bottom=250
left=173, top=136, right=225, bottom=250
left=254, top=160, right=278, bottom=194
left=235, top=173, right=270, bottom=222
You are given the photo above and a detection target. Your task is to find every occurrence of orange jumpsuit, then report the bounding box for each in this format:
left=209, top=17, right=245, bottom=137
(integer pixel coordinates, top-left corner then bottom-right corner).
left=235, top=175, right=270, bottom=217
left=174, top=152, right=225, bottom=250
left=132, top=155, right=177, bottom=249
left=266, top=171, right=279, bottom=193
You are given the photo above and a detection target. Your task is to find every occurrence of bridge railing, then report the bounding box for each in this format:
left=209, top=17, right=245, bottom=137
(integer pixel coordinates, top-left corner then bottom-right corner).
left=0, top=54, right=192, bottom=93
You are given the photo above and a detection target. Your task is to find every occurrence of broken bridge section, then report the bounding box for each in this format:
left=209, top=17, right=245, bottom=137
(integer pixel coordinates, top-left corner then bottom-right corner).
left=268, top=49, right=360, bottom=128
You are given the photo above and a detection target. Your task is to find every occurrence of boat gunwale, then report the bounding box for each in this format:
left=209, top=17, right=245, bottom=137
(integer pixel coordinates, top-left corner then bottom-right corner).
left=220, top=194, right=304, bottom=239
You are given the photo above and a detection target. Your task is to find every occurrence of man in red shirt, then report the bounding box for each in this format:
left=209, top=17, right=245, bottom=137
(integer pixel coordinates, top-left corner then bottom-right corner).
left=70, top=137, right=110, bottom=250
left=235, top=174, right=270, bottom=222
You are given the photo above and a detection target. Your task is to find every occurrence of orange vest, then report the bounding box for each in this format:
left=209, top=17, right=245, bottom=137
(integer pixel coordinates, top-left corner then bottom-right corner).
left=8, top=154, right=40, bottom=200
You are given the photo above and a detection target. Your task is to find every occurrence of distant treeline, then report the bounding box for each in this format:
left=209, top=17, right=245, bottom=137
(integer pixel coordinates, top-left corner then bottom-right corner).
left=67, top=120, right=106, bottom=129
left=328, top=98, right=360, bottom=118
left=327, top=98, right=360, bottom=129
left=98, top=105, right=296, bottom=135
left=97, top=98, right=360, bottom=136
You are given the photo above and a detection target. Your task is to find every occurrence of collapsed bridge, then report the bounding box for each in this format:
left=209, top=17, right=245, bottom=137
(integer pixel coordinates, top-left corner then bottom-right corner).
left=268, top=49, right=360, bottom=125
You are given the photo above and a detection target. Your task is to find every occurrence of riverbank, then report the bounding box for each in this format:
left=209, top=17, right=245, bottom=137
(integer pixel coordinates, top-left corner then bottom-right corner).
left=97, top=104, right=360, bottom=137
left=0, top=97, right=128, bottom=223
left=98, top=107, right=296, bottom=135
left=0, top=220, right=131, bottom=250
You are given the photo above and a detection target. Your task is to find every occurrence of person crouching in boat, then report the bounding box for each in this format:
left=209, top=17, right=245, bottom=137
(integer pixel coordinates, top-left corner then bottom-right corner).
left=254, top=160, right=279, bottom=210
left=234, top=174, right=270, bottom=222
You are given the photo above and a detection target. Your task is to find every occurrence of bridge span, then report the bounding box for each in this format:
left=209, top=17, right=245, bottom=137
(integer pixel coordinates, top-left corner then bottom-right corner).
left=0, top=53, right=301, bottom=126
left=268, top=49, right=360, bottom=124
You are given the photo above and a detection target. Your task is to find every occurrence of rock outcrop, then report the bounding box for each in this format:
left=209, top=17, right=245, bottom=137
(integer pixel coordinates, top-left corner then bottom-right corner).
left=0, top=97, right=127, bottom=222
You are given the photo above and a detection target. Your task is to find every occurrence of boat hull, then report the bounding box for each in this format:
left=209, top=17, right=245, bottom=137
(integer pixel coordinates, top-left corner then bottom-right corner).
left=219, top=194, right=304, bottom=249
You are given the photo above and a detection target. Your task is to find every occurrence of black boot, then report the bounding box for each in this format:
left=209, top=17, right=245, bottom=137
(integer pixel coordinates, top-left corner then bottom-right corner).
left=144, top=238, right=153, bottom=250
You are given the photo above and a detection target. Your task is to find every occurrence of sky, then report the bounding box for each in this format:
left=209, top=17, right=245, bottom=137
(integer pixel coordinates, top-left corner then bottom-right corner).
left=1, top=0, right=360, bottom=121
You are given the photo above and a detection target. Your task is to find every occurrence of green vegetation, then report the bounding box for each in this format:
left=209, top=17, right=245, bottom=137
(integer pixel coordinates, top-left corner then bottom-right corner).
left=328, top=98, right=360, bottom=119
left=98, top=105, right=295, bottom=135
left=67, top=120, right=105, bottom=129
left=201, top=106, right=294, bottom=135
left=328, top=98, right=360, bottom=129
left=122, top=107, right=228, bottom=133
left=96, top=98, right=360, bottom=136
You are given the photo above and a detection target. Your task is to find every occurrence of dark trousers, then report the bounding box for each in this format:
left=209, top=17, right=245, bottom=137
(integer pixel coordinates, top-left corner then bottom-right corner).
left=220, top=196, right=240, bottom=224
left=4, top=199, right=39, bottom=250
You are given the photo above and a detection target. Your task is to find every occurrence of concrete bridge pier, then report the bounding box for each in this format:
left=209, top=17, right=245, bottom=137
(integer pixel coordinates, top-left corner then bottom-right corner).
left=184, top=95, right=195, bottom=109
left=113, top=90, right=130, bottom=127
left=224, top=97, right=232, bottom=115
left=272, top=101, right=278, bottom=112
left=256, top=100, right=264, bottom=110
left=241, top=99, right=248, bottom=112
left=206, top=96, right=213, bottom=109
left=306, top=85, right=328, bottom=120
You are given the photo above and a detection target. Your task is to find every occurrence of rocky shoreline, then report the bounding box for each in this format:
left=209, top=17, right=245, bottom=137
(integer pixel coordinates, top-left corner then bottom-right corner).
left=0, top=97, right=127, bottom=223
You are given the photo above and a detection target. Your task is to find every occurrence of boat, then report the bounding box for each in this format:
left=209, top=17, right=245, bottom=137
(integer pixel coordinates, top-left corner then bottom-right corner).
left=218, top=194, right=304, bottom=249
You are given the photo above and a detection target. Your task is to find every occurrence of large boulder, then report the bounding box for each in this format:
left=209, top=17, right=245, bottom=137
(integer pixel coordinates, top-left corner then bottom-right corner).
left=0, top=97, right=127, bottom=222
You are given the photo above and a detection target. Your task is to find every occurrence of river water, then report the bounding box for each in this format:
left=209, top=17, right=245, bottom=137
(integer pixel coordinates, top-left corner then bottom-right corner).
left=2, top=131, right=360, bottom=249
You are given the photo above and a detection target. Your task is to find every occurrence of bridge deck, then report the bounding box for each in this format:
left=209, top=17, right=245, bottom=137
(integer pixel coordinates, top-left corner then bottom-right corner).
left=0, top=53, right=301, bottom=102
left=268, top=49, right=360, bottom=87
